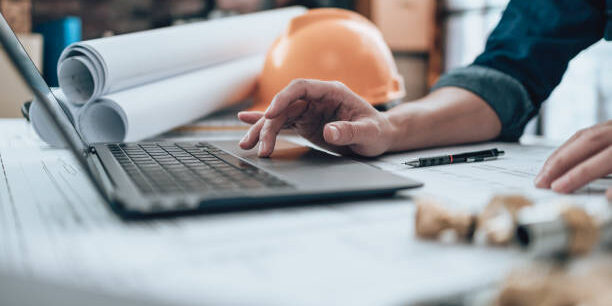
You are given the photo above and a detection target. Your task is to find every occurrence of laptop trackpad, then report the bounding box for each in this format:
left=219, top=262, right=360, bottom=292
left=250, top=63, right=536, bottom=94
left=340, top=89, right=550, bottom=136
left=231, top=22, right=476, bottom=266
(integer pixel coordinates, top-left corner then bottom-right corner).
left=210, top=138, right=420, bottom=191
left=214, top=139, right=352, bottom=169
left=209, top=139, right=393, bottom=190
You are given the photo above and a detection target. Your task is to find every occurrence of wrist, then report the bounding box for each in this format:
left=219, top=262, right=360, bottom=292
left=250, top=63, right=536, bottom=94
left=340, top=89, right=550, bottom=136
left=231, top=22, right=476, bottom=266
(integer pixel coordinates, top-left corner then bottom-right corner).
left=380, top=111, right=398, bottom=153
left=382, top=102, right=426, bottom=152
left=382, top=87, right=502, bottom=152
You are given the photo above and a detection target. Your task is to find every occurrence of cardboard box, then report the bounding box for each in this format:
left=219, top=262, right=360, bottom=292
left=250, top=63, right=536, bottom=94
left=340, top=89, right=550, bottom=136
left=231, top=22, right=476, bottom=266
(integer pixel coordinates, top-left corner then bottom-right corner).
left=0, top=33, right=43, bottom=118
left=357, top=0, right=436, bottom=52
left=0, top=0, right=32, bottom=33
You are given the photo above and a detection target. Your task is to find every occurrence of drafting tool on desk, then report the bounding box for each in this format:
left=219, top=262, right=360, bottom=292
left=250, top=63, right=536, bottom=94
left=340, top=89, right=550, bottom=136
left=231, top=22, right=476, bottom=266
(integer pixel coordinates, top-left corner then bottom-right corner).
left=404, top=148, right=505, bottom=168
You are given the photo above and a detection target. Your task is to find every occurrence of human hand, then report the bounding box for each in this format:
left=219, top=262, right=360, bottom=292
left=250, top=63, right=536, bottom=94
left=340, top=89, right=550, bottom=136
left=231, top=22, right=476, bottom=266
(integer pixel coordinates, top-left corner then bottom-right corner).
left=535, top=121, right=612, bottom=200
left=238, top=79, right=396, bottom=157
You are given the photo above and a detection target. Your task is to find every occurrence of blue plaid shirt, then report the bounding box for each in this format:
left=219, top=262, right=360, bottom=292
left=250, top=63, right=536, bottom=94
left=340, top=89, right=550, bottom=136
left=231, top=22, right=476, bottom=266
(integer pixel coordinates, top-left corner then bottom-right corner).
left=433, top=0, right=610, bottom=141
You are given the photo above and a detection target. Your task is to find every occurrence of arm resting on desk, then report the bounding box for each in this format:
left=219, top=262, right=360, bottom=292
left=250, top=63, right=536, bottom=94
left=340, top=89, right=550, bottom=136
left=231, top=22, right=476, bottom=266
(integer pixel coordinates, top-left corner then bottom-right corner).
left=384, top=87, right=501, bottom=152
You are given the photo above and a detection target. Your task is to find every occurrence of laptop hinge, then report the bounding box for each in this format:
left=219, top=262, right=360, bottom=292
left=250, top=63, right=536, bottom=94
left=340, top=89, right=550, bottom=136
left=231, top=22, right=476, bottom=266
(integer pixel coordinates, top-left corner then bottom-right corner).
left=87, top=147, right=117, bottom=203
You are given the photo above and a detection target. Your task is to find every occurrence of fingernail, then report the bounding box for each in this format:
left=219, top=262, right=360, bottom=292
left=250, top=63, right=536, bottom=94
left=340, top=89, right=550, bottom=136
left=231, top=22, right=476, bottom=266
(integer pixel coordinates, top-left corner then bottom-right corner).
left=534, top=173, right=545, bottom=185
left=258, top=142, right=267, bottom=156
left=329, top=126, right=340, bottom=141
left=551, top=176, right=569, bottom=193
left=240, top=134, right=248, bottom=144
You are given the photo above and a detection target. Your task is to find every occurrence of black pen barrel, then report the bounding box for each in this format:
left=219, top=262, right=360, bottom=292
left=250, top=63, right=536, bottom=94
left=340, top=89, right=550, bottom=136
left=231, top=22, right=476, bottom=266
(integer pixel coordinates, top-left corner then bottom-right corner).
left=406, top=148, right=504, bottom=167
left=453, top=148, right=501, bottom=160
left=418, top=155, right=452, bottom=166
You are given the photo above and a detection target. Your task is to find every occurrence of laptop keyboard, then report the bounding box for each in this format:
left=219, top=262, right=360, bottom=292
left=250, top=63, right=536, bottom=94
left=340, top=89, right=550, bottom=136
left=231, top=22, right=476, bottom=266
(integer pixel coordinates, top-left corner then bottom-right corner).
left=108, top=143, right=291, bottom=194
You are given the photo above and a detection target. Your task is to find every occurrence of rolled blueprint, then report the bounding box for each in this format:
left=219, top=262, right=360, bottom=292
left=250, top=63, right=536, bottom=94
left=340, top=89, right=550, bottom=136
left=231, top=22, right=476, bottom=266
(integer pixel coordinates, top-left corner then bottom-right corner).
left=78, top=55, right=263, bottom=143
left=31, top=56, right=264, bottom=145
left=57, top=7, right=306, bottom=104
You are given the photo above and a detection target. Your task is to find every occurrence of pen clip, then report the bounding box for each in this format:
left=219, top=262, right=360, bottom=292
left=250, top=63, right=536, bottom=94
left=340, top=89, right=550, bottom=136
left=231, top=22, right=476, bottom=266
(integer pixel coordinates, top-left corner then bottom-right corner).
left=466, top=155, right=497, bottom=163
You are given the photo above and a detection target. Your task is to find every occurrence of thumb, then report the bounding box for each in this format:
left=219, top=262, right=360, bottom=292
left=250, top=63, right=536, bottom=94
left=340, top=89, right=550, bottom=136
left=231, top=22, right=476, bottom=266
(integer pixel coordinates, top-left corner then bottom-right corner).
left=323, top=120, right=374, bottom=146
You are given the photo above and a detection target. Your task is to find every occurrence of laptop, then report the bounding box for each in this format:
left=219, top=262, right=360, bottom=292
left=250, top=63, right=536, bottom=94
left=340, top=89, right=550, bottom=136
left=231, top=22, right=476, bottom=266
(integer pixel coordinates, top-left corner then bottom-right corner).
left=0, top=14, right=421, bottom=218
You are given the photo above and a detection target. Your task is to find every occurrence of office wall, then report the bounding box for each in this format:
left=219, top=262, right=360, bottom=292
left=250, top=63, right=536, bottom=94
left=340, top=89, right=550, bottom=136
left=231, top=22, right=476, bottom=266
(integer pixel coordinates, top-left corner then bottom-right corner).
left=541, top=41, right=612, bottom=141
left=441, top=0, right=506, bottom=72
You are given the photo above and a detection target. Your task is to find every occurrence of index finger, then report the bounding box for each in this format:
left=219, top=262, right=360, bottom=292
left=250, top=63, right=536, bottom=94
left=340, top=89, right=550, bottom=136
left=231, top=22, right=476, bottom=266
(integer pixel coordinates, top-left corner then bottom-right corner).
left=265, top=79, right=346, bottom=119
left=551, top=146, right=612, bottom=193
left=538, top=122, right=612, bottom=182
left=536, top=124, right=612, bottom=188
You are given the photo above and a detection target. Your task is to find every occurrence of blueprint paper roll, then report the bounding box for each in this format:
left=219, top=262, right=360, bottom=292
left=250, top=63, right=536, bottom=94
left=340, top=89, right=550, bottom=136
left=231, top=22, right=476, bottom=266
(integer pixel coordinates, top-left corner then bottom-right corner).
left=31, top=56, right=263, bottom=145
left=77, top=55, right=264, bottom=143
left=57, top=7, right=306, bottom=105
left=32, top=7, right=306, bottom=146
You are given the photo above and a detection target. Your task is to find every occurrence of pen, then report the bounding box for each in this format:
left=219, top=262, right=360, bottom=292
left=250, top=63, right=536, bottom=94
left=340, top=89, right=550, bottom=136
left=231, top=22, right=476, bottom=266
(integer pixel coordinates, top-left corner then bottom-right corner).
left=404, top=148, right=505, bottom=167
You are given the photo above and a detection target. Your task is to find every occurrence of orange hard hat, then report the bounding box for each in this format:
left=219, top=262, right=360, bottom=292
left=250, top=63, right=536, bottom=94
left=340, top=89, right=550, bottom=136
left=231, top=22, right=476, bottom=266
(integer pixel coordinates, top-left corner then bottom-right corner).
left=251, top=8, right=405, bottom=111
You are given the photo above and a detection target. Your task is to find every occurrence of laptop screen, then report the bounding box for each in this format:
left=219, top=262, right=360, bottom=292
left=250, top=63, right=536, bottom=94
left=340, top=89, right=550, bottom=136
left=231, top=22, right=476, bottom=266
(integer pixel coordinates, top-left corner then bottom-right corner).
left=0, top=14, right=89, bottom=154
left=0, top=13, right=112, bottom=202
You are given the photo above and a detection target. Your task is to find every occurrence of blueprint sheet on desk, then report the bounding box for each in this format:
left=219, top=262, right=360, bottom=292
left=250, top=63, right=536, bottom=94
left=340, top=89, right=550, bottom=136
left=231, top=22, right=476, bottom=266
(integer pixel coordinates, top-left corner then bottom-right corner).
left=370, top=143, right=611, bottom=212
left=0, top=119, right=609, bottom=305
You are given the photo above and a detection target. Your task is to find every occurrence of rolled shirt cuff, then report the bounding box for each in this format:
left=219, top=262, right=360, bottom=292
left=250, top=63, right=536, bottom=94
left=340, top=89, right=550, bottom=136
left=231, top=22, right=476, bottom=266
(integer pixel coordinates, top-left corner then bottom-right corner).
left=431, top=65, right=536, bottom=141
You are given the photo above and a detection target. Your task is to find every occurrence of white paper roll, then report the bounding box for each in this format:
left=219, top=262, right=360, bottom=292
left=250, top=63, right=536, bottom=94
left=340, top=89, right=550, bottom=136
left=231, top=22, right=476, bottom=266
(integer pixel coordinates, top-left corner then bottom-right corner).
left=57, top=7, right=306, bottom=105
left=77, top=55, right=264, bottom=143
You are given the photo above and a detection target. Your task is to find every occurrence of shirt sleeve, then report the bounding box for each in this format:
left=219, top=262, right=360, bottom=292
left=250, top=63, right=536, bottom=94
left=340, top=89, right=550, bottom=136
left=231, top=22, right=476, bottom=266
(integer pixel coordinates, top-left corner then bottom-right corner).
left=431, top=66, right=533, bottom=141
left=433, top=0, right=606, bottom=141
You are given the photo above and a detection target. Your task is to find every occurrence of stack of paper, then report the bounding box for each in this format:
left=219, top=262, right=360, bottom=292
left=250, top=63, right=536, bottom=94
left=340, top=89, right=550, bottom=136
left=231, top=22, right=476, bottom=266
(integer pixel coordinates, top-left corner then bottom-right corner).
left=29, top=7, right=306, bottom=146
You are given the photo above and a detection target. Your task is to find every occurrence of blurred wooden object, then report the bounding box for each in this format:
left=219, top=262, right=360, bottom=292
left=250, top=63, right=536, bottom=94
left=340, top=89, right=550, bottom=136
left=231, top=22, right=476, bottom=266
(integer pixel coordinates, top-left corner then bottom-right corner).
left=355, top=0, right=435, bottom=52
left=374, top=0, right=435, bottom=52
left=0, top=0, right=32, bottom=33
left=355, top=0, right=442, bottom=97
left=0, top=33, right=43, bottom=118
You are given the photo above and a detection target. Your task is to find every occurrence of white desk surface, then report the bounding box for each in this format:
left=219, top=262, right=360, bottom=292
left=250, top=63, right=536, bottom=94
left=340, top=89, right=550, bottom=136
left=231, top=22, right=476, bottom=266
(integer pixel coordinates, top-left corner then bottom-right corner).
left=0, top=119, right=609, bottom=306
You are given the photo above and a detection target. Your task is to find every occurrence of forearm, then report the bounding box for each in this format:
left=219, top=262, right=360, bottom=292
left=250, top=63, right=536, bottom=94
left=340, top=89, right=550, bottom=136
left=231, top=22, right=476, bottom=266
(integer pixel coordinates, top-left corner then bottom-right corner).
left=384, top=87, right=502, bottom=152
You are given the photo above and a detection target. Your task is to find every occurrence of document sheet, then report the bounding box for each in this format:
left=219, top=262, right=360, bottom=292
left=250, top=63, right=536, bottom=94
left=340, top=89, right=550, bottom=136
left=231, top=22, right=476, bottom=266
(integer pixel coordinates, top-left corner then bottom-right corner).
left=370, top=143, right=611, bottom=212
left=0, top=120, right=609, bottom=305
